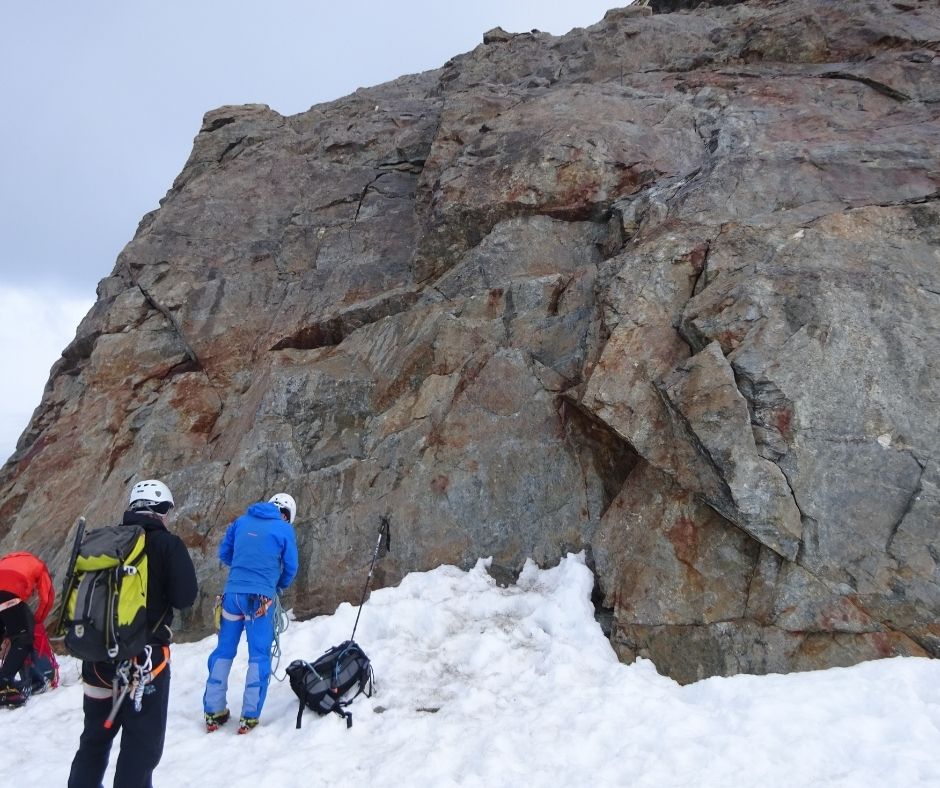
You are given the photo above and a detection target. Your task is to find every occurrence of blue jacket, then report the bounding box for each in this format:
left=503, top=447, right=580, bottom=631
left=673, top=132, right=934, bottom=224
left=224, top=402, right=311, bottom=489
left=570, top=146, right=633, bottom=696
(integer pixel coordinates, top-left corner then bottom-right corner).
left=219, top=502, right=298, bottom=597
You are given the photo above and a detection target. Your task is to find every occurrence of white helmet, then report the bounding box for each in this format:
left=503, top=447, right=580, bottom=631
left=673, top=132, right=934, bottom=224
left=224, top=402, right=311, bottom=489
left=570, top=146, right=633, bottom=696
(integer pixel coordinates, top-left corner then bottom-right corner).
left=269, top=492, right=297, bottom=524
left=129, top=479, right=175, bottom=514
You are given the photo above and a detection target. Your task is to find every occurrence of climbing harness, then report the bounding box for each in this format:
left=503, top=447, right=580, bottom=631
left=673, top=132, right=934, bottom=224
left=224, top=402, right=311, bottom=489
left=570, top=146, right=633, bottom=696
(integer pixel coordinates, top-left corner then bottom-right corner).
left=214, top=592, right=290, bottom=680
left=216, top=593, right=274, bottom=624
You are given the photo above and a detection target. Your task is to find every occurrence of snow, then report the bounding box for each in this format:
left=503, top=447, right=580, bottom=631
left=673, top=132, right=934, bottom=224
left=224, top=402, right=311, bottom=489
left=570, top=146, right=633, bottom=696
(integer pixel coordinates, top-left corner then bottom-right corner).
left=2, top=553, right=938, bottom=787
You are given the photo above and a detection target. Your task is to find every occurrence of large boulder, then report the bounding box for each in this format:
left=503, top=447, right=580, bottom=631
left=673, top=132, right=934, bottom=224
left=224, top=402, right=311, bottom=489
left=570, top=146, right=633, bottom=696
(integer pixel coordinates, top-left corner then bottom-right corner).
left=2, top=0, right=938, bottom=681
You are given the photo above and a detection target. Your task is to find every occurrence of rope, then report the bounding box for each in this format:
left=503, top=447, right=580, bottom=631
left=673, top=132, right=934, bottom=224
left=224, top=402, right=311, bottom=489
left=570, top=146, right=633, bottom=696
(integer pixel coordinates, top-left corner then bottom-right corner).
left=269, top=594, right=290, bottom=682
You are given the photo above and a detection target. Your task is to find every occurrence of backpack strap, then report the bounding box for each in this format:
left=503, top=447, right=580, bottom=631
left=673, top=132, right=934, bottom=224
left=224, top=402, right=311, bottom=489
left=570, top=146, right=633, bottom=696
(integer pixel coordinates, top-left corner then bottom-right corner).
left=329, top=650, right=372, bottom=729
left=320, top=689, right=354, bottom=728
left=296, top=696, right=305, bottom=729
left=332, top=704, right=353, bottom=729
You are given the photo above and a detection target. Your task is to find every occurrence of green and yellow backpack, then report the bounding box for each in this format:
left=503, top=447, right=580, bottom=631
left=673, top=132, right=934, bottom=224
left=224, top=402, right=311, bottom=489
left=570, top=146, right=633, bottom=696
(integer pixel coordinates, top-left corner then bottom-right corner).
left=64, top=525, right=151, bottom=662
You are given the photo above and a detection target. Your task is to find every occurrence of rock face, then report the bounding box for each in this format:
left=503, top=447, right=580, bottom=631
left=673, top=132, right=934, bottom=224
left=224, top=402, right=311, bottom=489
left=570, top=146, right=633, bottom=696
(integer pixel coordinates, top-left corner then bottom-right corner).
left=2, top=0, right=938, bottom=683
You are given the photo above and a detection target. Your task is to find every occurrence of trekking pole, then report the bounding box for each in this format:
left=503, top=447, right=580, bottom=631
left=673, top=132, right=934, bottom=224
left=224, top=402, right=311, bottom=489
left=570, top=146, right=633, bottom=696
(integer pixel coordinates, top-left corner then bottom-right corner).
left=52, top=516, right=86, bottom=638
left=349, top=517, right=391, bottom=642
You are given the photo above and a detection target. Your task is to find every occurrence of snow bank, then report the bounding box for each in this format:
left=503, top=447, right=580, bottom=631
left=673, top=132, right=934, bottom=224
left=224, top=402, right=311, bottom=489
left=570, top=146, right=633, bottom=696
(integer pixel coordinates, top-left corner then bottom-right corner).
left=2, top=553, right=938, bottom=787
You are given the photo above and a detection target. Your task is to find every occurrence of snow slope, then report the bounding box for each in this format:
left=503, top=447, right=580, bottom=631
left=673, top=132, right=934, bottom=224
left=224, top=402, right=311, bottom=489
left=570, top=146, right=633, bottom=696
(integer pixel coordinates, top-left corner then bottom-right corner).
left=2, top=554, right=938, bottom=787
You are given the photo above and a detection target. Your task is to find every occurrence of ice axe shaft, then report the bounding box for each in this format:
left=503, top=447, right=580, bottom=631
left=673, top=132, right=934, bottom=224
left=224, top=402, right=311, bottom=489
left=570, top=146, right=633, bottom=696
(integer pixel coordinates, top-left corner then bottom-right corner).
left=104, top=682, right=131, bottom=729
left=52, top=516, right=86, bottom=638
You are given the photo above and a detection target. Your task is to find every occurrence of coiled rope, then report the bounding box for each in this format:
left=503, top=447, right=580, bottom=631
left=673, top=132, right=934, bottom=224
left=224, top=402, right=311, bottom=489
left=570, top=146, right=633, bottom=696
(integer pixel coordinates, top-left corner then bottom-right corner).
left=269, top=594, right=290, bottom=681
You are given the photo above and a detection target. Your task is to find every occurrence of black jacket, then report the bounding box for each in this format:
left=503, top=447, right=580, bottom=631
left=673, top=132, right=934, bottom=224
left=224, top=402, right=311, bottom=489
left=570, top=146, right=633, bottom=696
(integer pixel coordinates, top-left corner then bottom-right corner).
left=82, top=510, right=198, bottom=686
left=122, top=510, right=198, bottom=643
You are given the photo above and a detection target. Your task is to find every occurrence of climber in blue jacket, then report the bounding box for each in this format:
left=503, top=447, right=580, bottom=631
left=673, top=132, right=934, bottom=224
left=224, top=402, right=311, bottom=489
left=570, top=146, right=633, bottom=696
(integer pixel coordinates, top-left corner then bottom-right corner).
left=202, top=493, right=298, bottom=734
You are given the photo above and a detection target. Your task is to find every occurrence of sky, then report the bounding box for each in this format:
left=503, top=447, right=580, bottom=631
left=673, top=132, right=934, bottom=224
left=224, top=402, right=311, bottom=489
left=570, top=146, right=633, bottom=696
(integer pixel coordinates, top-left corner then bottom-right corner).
left=0, top=0, right=622, bottom=463
left=3, top=552, right=939, bottom=786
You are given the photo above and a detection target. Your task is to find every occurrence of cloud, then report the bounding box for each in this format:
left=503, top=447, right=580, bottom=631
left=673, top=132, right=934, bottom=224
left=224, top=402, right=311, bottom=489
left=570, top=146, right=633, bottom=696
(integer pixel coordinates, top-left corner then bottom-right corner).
left=1, top=1, right=621, bottom=292
left=0, top=284, right=93, bottom=463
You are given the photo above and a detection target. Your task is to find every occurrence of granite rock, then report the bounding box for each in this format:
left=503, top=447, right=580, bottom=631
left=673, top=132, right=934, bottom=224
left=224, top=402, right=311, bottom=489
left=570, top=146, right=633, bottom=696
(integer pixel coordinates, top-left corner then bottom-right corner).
left=2, top=0, right=938, bottom=681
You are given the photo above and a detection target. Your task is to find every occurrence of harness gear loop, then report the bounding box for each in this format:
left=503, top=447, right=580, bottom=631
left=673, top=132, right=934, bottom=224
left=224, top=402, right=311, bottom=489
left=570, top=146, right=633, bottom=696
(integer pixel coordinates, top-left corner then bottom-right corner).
left=131, top=646, right=153, bottom=712
left=217, top=593, right=271, bottom=623
left=101, top=645, right=170, bottom=728
left=254, top=595, right=273, bottom=618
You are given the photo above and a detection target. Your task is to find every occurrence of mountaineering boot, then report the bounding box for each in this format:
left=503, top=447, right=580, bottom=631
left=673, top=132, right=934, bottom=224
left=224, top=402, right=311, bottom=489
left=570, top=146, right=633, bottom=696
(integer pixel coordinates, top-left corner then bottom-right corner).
left=0, top=679, right=28, bottom=709
left=204, top=708, right=231, bottom=732
left=237, top=716, right=259, bottom=735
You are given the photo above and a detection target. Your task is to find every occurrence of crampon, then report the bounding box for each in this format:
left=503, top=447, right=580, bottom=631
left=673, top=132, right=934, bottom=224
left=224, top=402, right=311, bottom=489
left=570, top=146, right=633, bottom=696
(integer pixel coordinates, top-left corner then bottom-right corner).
left=237, top=716, right=259, bottom=735
left=204, top=709, right=230, bottom=732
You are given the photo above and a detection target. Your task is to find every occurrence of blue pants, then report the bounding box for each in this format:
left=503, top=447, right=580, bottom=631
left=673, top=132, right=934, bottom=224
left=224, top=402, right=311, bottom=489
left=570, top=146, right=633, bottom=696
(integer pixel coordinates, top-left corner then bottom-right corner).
left=203, top=593, right=275, bottom=720
left=202, top=594, right=275, bottom=719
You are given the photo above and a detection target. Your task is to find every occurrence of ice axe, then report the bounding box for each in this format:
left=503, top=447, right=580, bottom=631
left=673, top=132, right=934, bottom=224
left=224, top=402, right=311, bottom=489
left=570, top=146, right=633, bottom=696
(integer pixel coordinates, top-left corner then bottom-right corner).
left=51, top=516, right=86, bottom=639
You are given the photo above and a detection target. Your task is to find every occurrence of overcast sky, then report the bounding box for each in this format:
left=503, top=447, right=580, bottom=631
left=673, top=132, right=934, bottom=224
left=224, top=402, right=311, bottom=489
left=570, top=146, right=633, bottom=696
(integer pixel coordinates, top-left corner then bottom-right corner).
left=0, top=1, right=622, bottom=462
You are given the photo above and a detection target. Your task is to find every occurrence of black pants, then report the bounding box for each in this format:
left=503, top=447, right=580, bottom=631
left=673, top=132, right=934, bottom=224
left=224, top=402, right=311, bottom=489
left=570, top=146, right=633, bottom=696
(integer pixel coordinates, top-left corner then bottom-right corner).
left=0, top=591, right=34, bottom=682
left=67, top=665, right=171, bottom=788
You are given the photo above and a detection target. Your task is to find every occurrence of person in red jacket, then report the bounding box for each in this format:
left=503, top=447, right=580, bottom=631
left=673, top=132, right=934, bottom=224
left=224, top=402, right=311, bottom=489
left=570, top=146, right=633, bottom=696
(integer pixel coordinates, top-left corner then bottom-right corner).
left=0, top=551, right=55, bottom=705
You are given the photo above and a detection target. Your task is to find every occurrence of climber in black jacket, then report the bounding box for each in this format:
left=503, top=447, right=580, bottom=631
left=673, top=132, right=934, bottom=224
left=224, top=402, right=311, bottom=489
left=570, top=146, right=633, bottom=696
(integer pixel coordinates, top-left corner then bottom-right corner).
left=68, top=478, right=198, bottom=788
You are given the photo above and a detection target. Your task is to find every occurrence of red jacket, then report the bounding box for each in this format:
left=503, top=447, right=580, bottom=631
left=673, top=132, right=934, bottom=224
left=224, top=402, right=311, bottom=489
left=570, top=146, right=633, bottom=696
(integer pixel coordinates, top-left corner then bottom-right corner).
left=0, top=552, right=55, bottom=623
